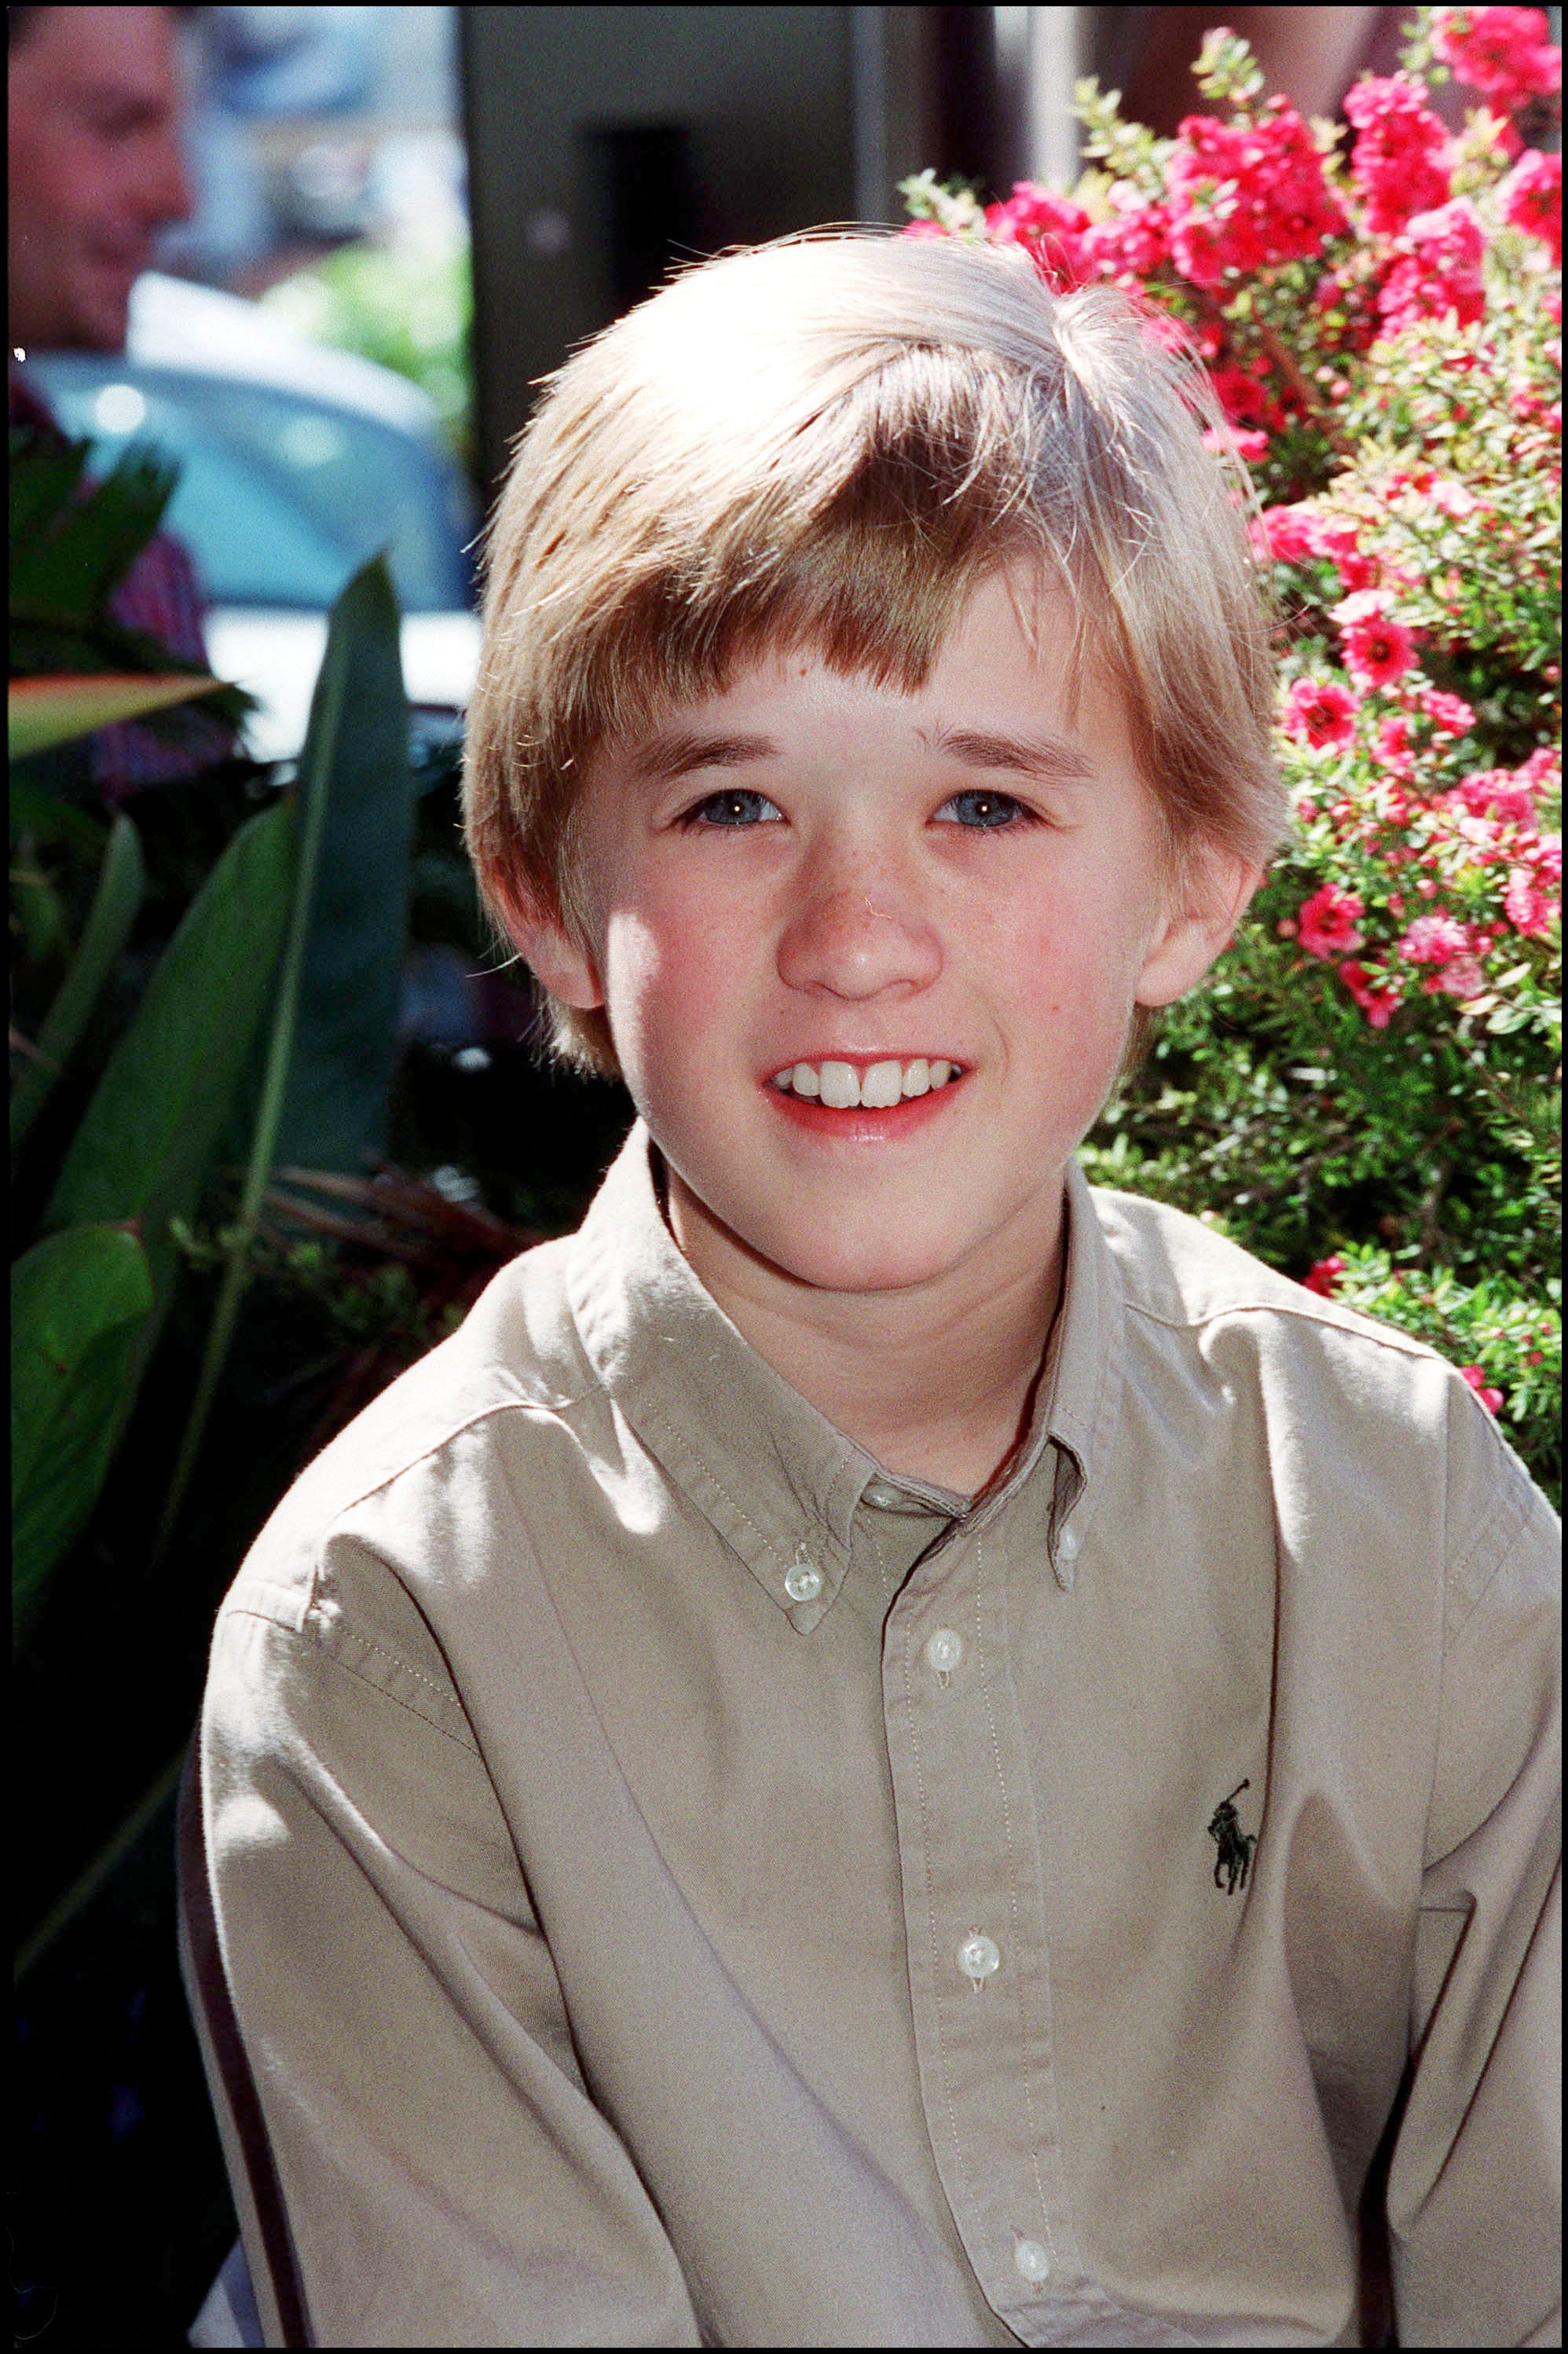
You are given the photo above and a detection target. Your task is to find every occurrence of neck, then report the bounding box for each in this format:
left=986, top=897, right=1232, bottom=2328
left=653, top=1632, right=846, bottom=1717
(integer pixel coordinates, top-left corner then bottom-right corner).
left=665, top=1171, right=1067, bottom=1498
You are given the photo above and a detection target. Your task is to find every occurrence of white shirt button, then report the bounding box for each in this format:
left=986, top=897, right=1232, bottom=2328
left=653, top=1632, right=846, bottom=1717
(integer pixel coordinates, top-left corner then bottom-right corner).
left=783, top=1560, right=822, bottom=1602
left=957, top=1932, right=1000, bottom=1983
left=1057, top=1524, right=1079, bottom=1563
left=924, top=1627, right=965, bottom=1678
left=1015, top=2238, right=1051, bottom=2284
left=863, top=1479, right=907, bottom=1509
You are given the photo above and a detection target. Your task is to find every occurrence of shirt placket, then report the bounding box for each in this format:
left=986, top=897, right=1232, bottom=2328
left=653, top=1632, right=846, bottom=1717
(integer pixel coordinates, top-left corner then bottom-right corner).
left=884, top=1509, right=1108, bottom=2345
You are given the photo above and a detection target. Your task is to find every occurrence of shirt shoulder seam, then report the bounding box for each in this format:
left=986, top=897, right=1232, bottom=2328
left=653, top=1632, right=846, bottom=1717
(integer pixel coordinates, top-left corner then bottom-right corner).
left=1122, top=1289, right=1441, bottom=1360
left=223, top=1597, right=483, bottom=1758
left=306, top=1388, right=573, bottom=1541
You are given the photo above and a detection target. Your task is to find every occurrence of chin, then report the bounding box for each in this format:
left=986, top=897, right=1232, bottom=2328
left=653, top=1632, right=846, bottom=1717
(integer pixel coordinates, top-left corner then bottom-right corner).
left=758, top=1219, right=969, bottom=1296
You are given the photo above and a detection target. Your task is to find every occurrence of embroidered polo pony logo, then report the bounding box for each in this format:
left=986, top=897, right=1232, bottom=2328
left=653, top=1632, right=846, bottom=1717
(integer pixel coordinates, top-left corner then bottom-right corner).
left=1207, top=1780, right=1258, bottom=1894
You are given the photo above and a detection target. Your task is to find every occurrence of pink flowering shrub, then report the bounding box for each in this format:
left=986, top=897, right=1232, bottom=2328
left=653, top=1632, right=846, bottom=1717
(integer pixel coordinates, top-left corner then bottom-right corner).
left=903, top=8, right=1561, bottom=1494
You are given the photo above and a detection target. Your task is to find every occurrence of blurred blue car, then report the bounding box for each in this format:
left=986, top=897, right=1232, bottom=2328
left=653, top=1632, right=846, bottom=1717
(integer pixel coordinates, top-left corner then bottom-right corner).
left=24, top=270, right=482, bottom=763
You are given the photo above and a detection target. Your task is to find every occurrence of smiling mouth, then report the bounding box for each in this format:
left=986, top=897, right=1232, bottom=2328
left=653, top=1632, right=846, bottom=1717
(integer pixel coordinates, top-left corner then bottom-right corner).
left=769, top=1056, right=964, bottom=1109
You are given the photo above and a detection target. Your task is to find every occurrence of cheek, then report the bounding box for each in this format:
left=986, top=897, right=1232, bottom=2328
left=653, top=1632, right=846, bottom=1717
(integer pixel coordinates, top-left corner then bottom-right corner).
left=973, top=882, right=1152, bottom=1036
left=599, top=892, right=755, bottom=1073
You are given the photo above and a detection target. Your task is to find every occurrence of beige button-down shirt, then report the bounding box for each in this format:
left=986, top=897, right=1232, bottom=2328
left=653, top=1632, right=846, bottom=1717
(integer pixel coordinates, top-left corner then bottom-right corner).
left=200, top=1122, right=1560, bottom=2348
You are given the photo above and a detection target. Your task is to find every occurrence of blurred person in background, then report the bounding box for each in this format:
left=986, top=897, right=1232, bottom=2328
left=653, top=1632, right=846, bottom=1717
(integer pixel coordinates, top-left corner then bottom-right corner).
left=9, top=2, right=236, bottom=789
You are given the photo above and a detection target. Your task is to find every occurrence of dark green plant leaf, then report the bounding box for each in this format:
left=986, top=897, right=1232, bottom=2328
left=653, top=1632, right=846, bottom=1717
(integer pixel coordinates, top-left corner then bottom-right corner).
left=11, top=1222, right=154, bottom=1640
left=8, top=774, right=108, bottom=860
left=11, top=812, right=146, bottom=1151
left=270, top=553, right=413, bottom=1177
left=8, top=428, right=90, bottom=549
left=9, top=433, right=178, bottom=626
left=152, top=555, right=410, bottom=1556
left=43, top=796, right=295, bottom=1322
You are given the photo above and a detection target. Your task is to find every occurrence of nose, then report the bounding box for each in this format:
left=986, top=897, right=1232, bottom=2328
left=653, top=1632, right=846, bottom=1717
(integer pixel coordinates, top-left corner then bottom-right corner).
left=776, top=880, right=943, bottom=1001
left=134, top=123, right=196, bottom=233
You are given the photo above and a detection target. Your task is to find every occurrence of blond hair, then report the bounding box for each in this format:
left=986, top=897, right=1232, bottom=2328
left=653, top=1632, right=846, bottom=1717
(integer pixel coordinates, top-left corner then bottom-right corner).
left=463, top=230, right=1285, bottom=1074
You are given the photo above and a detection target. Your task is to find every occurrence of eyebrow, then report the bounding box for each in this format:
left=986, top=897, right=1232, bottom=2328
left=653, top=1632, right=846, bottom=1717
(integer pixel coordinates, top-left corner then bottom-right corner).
left=920, top=724, right=1097, bottom=786
left=626, top=722, right=1097, bottom=790
left=625, top=729, right=780, bottom=786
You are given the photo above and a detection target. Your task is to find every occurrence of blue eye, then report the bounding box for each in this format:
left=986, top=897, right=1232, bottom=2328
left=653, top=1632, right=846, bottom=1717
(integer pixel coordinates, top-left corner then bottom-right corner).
left=684, top=789, right=782, bottom=827
left=938, top=789, right=1031, bottom=829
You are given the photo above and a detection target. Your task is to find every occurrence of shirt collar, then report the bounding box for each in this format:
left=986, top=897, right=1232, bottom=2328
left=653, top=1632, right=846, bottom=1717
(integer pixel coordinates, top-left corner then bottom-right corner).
left=564, top=1122, right=1124, bottom=1626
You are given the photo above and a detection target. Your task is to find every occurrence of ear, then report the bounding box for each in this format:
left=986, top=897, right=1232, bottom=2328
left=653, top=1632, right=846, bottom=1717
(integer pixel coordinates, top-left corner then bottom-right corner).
left=490, top=876, right=606, bottom=1012
left=1134, top=850, right=1263, bottom=1010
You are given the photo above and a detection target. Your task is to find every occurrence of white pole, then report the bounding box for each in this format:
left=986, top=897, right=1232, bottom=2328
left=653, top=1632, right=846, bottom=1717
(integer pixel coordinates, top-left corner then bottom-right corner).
left=1025, top=6, right=1087, bottom=190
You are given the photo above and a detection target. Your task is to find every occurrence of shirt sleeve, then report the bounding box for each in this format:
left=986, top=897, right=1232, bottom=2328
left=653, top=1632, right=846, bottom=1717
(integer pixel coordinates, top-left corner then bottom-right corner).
left=201, top=1567, right=705, bottom=2348
left=1385, top=1399, right=1562, bottom=2348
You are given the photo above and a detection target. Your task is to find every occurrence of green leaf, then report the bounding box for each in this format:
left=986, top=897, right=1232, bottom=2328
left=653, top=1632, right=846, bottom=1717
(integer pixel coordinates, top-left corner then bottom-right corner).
left=10, top=812, right=145, bottom=1151
left=8, top=671, right=229, bottom=761
left=150, top=556, right=410, bottom=1556
left=43, top=796, right=295, bottom=1321
left=269, top=553, right=413, bottom=1177
left=9, top=435, right=178, bottom=626
left=8, top=775, right=108, bottom=860
left=11, top=1223, right=154, bottom=1640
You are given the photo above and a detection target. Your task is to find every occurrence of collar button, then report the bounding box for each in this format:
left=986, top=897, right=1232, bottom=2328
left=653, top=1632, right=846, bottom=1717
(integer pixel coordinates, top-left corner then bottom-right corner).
left=784, top=1560, right=822, bottom=1603
left=863, top=1480, right=906, bottom=1510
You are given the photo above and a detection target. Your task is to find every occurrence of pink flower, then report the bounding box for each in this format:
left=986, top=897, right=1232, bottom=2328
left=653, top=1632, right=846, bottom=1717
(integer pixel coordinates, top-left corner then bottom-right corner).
left=1452, top=768, right=1539, bottom=823
left=1430, top=8, right=1560, bottom=112
left=1330, top=586, right=1393, bottom=626
left=1424, top=477, right=1481, bottom=519
left=1419, top=687, right=1477, bottom=738
left=1167, top=101, right=1347, bottom=291
left=1343, top=75, right=1453, bottom=234
left=1438, top=953, right=1490, bottom=999
left=1500, top=149, right=1563, bottom=263
left=1308, top=515, right=1377, bottom=590
left=1517, top=748, right=1562, bottom=792
left=1282, top=675, right=1360, bottom=751
left=1298, top=882, right=1366, bottom=958
left=1205, top=424, right=1269, bottom=460
left=1341, top=611, right=1418, bottom=691
left=1079, top=202, right=1171, bottom=280
left=1378, top=198, right=1488, bottom=332
left=1457, top=1362, right=1504, bottom=1415
left=1257, top=504, right=1321, bottom=563
left=1301, top=1256, right=1346, bottom=1296
left=899, top=218, right=948, bottom=240
left=984, top=184, right=1093, bottom=288
left=1376, top=714, right=1417, bottom=777
left=1396, top=911, right=1473, bottom=964
left=1338, top=959, right=1401, bottom=1025
left=1504, top=866, right=1559, bottom=935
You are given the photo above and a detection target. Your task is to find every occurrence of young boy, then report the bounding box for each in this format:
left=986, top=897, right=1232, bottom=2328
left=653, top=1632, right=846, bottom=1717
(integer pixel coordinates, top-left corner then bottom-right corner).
left=196, top=233, right=1560, bottom=2347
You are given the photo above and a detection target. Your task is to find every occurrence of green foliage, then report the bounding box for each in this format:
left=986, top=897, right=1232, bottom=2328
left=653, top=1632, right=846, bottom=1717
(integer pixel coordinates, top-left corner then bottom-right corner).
left=260, top=236, right=474, bottom=468
left=9, top=429, right=252, bottom=740
left=44, top=802, right=293, bottom=1320
left=268, top=556, right=414, bottom=1177
left=12, top=1223, right=154, bottom=1644
left=9, top=809, right=145, bottom=1150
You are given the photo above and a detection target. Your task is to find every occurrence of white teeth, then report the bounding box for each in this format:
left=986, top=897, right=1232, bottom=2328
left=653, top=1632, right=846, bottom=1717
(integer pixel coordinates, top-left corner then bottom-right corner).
left=775, top=1056, right=962, bottom=1106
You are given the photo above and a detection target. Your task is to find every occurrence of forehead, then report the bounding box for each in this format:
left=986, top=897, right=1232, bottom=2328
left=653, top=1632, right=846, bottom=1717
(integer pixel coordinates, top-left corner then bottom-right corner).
left=17, top=4, right=179, bottom=100
left=614, top=567, right=1118, bottom=765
